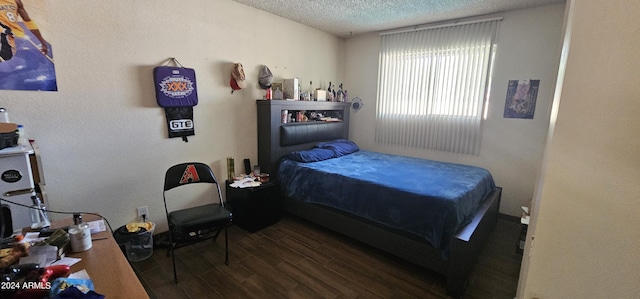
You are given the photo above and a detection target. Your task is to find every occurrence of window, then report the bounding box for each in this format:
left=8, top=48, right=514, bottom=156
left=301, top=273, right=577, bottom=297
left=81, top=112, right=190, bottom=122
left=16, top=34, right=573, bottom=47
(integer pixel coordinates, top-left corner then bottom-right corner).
left=375, top=19, right=500, bottom=155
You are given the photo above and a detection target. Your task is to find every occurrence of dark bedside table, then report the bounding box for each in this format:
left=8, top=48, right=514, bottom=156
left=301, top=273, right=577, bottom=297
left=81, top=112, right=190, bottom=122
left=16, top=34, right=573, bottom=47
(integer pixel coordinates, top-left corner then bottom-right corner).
left=225, top=180, right=283, bottom=233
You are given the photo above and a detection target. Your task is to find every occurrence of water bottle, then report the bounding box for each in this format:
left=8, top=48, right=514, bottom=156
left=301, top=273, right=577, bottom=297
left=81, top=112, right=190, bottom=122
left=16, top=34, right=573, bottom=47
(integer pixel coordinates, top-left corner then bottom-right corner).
left=0, top=108, right=9, bottom=123
left=29, top=202, right=41, bottom=229
left=29, top=195, right=50, bottom=229
left=17, top=124, right=28, bottom=146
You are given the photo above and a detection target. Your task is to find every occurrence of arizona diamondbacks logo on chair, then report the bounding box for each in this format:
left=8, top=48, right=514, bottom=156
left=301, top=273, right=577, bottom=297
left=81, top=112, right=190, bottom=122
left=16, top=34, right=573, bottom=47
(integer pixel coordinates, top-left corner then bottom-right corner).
left=179, top=164, right=200, bottom=184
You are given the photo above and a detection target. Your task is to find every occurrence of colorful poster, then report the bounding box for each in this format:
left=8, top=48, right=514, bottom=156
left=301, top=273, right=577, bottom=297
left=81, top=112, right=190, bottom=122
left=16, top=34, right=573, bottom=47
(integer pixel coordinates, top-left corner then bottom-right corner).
left=503, top=79, right=539, bottom=119
left=0, top=0, right=57, bottom=91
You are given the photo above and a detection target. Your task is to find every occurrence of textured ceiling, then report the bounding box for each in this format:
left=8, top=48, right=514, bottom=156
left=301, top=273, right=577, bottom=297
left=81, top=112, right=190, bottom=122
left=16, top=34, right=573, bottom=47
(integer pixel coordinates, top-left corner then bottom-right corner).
left=233, top=0, right=564, bottom=37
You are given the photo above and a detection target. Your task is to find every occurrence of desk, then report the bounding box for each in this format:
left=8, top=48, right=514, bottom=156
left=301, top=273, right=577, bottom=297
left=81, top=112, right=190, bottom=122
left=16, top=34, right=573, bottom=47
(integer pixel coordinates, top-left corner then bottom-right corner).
left=34, top=215, right=150, bottom=299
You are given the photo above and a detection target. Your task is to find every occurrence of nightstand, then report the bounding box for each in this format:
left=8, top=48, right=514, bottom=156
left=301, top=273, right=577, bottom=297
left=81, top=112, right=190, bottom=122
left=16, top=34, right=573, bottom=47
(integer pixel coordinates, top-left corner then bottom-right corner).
left=225, top=180, right=283, bottom=233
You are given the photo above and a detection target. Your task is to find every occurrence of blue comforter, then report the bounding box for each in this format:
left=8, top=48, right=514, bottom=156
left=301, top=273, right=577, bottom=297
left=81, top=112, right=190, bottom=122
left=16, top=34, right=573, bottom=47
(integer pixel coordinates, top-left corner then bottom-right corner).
left=278, top=150, right=496, bottom=250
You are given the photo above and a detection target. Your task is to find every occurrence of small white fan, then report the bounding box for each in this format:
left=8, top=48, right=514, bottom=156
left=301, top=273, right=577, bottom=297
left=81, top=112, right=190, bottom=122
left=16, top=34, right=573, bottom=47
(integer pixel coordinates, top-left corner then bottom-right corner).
left=351, top=97, right=363, bottom=112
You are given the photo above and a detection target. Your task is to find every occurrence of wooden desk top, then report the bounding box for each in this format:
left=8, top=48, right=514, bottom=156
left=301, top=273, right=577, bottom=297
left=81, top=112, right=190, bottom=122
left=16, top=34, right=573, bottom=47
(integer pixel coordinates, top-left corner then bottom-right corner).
left=45, top=215, right=150, bottom=299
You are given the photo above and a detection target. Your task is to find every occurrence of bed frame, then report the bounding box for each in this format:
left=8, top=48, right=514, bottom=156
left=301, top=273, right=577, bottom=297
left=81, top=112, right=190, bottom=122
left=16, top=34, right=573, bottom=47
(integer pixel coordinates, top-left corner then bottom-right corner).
left=256, top=100, right=501, bottom=298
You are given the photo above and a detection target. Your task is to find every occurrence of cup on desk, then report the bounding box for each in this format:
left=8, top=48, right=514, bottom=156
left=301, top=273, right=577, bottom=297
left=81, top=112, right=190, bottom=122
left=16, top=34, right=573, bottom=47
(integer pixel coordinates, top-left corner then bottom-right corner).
left=69, top=225, right=92, bottom=252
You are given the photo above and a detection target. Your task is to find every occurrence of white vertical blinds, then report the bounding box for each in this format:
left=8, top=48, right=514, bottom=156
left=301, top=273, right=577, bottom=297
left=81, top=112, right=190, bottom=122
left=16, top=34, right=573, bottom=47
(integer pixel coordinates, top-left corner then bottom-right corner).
left=375, top=19, right=500, bottom=155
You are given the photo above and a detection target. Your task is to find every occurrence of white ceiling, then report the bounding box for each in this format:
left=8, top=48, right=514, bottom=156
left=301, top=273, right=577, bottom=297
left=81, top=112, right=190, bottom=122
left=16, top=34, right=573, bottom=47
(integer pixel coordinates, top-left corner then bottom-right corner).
left=232, top=0, right=565, bottom=37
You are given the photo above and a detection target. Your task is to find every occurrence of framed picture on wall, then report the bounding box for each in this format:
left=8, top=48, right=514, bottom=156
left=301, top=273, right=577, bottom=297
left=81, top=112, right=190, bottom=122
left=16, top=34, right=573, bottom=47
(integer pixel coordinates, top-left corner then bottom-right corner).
left=503, top=79, right=540, bottom=119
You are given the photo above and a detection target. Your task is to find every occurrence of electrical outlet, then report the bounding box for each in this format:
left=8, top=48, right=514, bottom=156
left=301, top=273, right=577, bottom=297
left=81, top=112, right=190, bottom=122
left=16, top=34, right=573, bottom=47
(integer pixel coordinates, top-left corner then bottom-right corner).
left=137, top=206, right=149, bottom=221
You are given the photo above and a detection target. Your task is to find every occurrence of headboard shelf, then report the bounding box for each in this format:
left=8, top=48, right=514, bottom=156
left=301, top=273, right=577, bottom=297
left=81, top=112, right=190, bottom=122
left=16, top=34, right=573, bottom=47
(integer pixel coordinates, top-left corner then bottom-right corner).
left=257, top=100, right=350, bottom=178
left=281, top=120, right=342, bottom=126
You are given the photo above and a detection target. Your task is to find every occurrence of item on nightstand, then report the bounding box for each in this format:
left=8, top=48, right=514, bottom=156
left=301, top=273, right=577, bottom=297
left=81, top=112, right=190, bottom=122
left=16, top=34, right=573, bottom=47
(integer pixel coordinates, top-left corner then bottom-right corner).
left=243, top=159, right=251, bottom=175
left=226, top=157, right=235, bottom=181
left=259, top=173, right=269, bottom=183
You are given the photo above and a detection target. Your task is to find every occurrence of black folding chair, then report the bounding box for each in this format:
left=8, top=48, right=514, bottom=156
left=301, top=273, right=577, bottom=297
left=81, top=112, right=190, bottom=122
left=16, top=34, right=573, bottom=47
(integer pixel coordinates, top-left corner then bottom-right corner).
left=162, top=162, right=232, bottom=283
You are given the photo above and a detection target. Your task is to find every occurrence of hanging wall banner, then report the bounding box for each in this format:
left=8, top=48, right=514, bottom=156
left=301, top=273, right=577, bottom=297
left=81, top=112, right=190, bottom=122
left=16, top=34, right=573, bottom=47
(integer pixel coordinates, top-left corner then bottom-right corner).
left=153, top=66, right=198, bottom=107
left=504, top=79, right=540, bottom=119
left=164, top=106, right=194, bottom=141
left=0, top=1, right=57, bottom=91
left=154, top=58, right=198, bottom=142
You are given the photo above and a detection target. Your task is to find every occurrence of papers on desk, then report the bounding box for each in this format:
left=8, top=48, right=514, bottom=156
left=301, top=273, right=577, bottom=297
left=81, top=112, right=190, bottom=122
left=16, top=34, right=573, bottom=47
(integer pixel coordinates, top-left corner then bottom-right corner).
left=18, top=244, right=67, bottom=267
left=229, top=177, right=261, bottom=188
left=68, top=269, right=91, bottom=280
left=51, top=256, right=81, bottom=267
left=23, top=231, right=47, bottom=244
left=88, top=219, right=106, bottom=234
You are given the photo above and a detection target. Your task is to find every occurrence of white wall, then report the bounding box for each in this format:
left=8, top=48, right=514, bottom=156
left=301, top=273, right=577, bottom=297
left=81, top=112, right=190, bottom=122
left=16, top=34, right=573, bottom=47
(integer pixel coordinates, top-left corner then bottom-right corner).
left=518, top=0, right=640, bottom=297
left=0, top=0, right=344, bottom=232
left=344, top=3, right=566, bottom=217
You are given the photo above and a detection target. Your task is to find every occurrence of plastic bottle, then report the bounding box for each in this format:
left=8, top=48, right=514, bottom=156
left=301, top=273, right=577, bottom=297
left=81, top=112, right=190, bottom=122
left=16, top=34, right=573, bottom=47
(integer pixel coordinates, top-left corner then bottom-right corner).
left=17, top=124, right=28, bottom=146
left=29, top=200, right=41, bottom=229
left=69, top=214, right=92, bottom=252
left=0, top=108, right=8, bottom=122
left=29, top=195, right=50, bottom=229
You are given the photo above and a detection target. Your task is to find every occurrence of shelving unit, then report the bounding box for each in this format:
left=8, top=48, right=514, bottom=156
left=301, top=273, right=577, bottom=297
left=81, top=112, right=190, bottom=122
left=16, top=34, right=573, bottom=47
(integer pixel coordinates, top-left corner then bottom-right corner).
left=256, top=100, right=350, bottom=177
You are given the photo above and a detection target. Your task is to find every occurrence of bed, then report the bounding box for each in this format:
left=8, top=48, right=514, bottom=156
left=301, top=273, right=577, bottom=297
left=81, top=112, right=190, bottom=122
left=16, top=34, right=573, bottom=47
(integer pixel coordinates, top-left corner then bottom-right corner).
left=256, top=100, right=501, bottom=298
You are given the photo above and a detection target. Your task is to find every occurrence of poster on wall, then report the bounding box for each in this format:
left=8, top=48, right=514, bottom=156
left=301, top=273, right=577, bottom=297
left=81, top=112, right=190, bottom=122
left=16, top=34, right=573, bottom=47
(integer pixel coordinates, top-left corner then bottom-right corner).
left=0, top=0, right=57, bottom=91
left=503, top=79, right=539, bottom=119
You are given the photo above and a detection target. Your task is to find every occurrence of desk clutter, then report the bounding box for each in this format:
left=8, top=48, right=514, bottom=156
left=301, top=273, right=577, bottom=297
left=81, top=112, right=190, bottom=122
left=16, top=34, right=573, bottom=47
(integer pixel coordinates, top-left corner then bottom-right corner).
left=226, top=157, right=270, bottom=189
left=0, top=218, right=108, bottom=299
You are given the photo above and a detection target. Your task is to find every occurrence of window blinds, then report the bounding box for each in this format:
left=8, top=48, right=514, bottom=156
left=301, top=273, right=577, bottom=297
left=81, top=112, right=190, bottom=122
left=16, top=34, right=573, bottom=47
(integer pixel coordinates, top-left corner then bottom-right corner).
left=375, top=18, right=500, bottom=155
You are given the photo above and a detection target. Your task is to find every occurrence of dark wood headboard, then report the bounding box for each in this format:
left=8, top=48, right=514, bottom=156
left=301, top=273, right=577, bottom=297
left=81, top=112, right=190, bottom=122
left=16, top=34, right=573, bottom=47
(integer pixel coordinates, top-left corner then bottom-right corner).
left=256, top=100, right=350, bottom=178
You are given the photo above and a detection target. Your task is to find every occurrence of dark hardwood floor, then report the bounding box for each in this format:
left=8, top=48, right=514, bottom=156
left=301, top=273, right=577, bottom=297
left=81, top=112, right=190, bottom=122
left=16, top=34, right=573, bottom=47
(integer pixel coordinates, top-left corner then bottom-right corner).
left=130, top=215, right=523, bottom=299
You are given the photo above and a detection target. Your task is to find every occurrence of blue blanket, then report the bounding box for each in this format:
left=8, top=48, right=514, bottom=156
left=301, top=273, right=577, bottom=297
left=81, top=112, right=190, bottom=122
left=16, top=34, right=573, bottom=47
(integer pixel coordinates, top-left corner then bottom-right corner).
left=278, top=150, right=496, bottom=250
